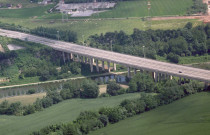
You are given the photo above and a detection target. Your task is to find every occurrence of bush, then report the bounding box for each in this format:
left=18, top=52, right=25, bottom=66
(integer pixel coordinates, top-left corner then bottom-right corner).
left=80, top=80, right=99, bottom=98
left=26, top=89, right=36, bottom=95
left=99, top=107, right=127, bottom=123
left=167, top=53, right=180, bottom=63
left=106, top=81, right=122, bottom=96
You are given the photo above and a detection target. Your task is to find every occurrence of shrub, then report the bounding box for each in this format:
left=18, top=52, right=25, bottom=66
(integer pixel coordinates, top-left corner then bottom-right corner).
left=80, top=80, right=99, bottom=98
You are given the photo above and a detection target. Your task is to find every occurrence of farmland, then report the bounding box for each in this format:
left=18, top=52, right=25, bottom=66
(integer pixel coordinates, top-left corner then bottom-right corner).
left=90, top=92, right=210, bottom=135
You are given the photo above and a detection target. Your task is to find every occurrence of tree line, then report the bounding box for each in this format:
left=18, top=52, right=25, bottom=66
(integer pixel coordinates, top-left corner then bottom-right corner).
left=0, top=79, right=99, bottom=116
left=89, top=23, right=210, bottom=63
left=187, top=0, right=207, bottom=14
left=30, top=77, right=206, bottom=135
left=0, top=22, right=77, bottom=43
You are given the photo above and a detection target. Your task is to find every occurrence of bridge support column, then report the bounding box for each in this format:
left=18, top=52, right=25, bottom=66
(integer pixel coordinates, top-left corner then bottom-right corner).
left=90, top=58, right=93, bottom=72
left=62, top=52, right=66, bottom=63
left=134, top=69, right=137, bottom=75
left=127, top=67, right=131, bottom=78
left=102, top=61, right=105, bottom=71
left=80, top=56, right=83, bottom=63
left=153, top=72, right=158, bottom=82
left=93, top=58, right=95, bottom=64
left=158, top=73, right=162, bottom=82
left=70, top=53, right=73, bottom=60
left=67, top=53, right=70, bottom=61
left=77, top=55, right=80, bottom=61
left=85, top=57, right=87, bottom=64
left=96, top=59, right=99, bottom=72
left=113, top=63, right=116, bottom=71
left=107, top=62, right=111, bottom=72
left=170, top=75, right=173, bottom=80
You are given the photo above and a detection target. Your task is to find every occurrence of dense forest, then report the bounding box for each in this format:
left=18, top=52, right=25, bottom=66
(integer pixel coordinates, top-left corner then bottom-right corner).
left=88, top=23, right=210, bottom=63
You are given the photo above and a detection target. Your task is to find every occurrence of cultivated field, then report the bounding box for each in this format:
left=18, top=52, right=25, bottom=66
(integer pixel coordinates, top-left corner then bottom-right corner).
left=0, top=93, right=141, bottom=135
left=90, top=92, right=210, bottom=135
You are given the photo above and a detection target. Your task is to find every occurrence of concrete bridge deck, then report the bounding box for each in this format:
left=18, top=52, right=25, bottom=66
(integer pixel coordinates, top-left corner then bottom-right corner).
left=0, top=28, right=210, bottom=83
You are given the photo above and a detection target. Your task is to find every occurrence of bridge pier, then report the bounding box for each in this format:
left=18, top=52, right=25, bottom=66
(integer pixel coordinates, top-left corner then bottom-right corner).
left=96, top=59, right=99, bottom=72
left=108, top=62, right=110, bottom=72
left=113, top=63, right=116, bottom=71
left=134, top=69, right=137, bottom=75
left=102, top=61, right=105, bottom=71
left=62, top=52, right=66, bottom=63
left=90, top=58, right=93, bottom=72
left=67, top=53, right=70, bottom=61
left=127, top=67, right=131, bottom=78
left=85, top=57, right=87, bottom=64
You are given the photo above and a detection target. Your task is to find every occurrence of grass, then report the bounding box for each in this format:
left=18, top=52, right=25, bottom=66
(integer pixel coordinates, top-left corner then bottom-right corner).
left=0, top=0, right=39, bottom=8
left=0, top=93, right=141, bottom=135
left=0, top=4, right=54, bottom=18
left=179, top=55, right=210, bottom=64
left=94, top=0, right=193, bottom=18
left=0, top=17, right=202, bottom=42
left=90, top=92, right=210, bottom=135
left=0, top=93, right=46, bottom=105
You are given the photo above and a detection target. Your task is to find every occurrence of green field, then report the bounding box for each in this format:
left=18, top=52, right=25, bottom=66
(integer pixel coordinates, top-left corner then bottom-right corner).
left=0, top=17, right=201, bottom=42
left=0, top=0, right=39, bottom=8
left=90, top=92, right=210, bottom=135
left=94, top=0, right=193, bottom=18
left=0, top=93, right=141, bottom=135
left=0, top=4, right=53, bottom=18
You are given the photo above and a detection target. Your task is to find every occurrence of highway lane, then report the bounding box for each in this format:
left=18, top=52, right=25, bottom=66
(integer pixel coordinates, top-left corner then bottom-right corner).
left=0, top=28, right=210, bottom=82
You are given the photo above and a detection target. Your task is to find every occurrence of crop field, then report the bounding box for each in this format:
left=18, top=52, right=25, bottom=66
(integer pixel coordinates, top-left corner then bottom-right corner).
left=0, top=93, right=141, bottom=135
left=90, top=92, right=210, bottom=135
left=94, top=0, right=193, bottom=18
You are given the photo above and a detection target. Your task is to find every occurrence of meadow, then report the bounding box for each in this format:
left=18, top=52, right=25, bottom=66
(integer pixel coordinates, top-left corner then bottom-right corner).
left=94, top=0, right=193, bottom=18
left=0, top=0, right=39, bottom=8
left=0, top=18, right=201, bottom=42
left=0, top=93, right=141, bottom=135
left=90, top=92, right=210, bottom=135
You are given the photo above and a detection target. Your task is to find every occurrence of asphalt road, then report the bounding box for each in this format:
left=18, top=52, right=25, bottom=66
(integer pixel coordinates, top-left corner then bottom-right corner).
left=0, top=28, right=210, bottom=82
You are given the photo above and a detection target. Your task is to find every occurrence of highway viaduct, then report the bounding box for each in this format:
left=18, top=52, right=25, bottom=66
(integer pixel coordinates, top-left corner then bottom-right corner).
left=0, top=28, right=210, bottom=85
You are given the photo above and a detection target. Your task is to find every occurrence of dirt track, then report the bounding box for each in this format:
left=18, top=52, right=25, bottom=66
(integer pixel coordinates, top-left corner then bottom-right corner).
left=151, top=0, right=210, bottom=23
left=151, top=15, right=210, bottom=23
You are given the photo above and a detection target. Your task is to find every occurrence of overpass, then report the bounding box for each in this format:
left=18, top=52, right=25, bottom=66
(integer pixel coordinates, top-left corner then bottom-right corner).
left=0, top=28, right=210, bottom=83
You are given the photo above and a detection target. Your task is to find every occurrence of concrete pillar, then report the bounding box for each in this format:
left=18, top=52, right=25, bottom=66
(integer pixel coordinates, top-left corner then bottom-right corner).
left=113, top=63, right=116, bottom=71
left=93, top=58, right=95, bottom=64
left=158, top=73, right=162, bottom=81
left=102, top=61, right=105, bottom=71
left=67, top=53, right=70, bottom=61
left=80, top=56, right=83, bottom=63
left=90, top=58, right=93, bottom=72
left=85, top=57, right=87, bottom=64
left=70, top=53, right=73, bottom=60
left=107, top=61, right=110, bottom=72
left=134, top=69, right=137, bottom=75
left=96, top=59, right=99, bottom=72
left=127, top=67, right=131, bottom=78
left=153, top=72, right=158, bottom=82
left=170, top=75, right=173, bottom=80
left=62, top=52, right=66, bottom=63
left=179, top=77, right=182, bottom=84
left=77, top=55, right=80, bottom=61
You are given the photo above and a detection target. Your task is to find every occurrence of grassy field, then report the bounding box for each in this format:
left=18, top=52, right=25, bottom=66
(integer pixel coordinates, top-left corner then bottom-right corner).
left=0, top=93, right=46, bottom=105
left=0, top=17, right=202, bottom=42
left=0, top=4, right=53, bottom=18
left=90, top=92, right=210, bottom=135
left=0, top=0, right=39, bottom=8
left=94, top=0, right=193, bottom=18
left=0, top=93, right=141, bottom=135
